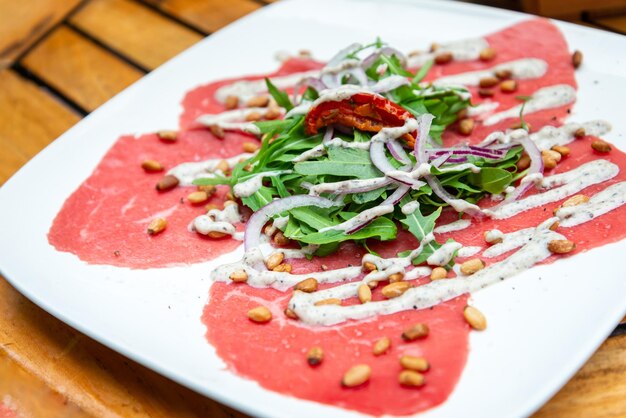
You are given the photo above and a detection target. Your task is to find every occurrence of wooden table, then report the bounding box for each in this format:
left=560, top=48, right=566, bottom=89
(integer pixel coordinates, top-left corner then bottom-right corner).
left=1, top=1, right=625, bottom=416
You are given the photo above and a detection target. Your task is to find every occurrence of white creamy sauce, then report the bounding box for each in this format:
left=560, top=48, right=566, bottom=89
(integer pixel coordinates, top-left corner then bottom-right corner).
left=264, top=215, right=289, bottom=237
left=280, top=245, right=320, bottom=260
left=485, top=160, right=618, bottom=219
left=483, top=84, right=576, bottom=126
left=292, top=135, right=372, bottom=163
left=557, top=182, right=626, bottom=227
left=457, top=246, right=482, bottom=257
left=467, top=101, right=499, bottom=117
left=168, top=153, right=253, bottom=186
left=308, top=177, right=390, bottom=196
left=401, top=200, right=420, bottom=215
left=233, top=170, right=291, bottom=198
left=483, top=227, right=534, bottom=258
left=319, top=204, right=394, bottom=233
left=484, top=229, right=504, bottom=243
left=406, top=38, right=489, bottom=68
left=438, top=163, right=481, bottom=174
left=426, top=242, right=463, bottom=266
left=434, top=219, right=471, bottom=234
left=192, top=204, right=243, bottom=240
left=434, top=58, right=548, bottom=87
left=531, top=120, right=611, bottom=151
left=214, top=70, right=321, bottom=103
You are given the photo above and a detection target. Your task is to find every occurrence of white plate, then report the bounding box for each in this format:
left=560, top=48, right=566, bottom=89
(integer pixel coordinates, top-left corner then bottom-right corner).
left=1, top=0, right=625, bottom=417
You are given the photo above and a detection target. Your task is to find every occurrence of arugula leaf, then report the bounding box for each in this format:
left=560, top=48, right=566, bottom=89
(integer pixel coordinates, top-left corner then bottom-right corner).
left=467, top=167, right=513, bottom=194
left=295, top=217, right=397, bottom=245
left=241, top=186, right=275, bottom=212
left=294, top=147, right=382, bottom=178
left=265, top=78, right=293, bottom=110
left=412, top=59, right=433, bottom=83
left=399, top=203, right=448, bottom=265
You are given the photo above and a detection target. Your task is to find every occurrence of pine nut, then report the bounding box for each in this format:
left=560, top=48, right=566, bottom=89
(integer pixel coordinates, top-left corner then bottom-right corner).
left=479, top=76, right=499, bottom=88
left=500, top=79, right=517, bottom=93
left=458, top=118, right=475, bottom=136
left=273, top=231, right=291, bottom=246
left=400, top=355, right=430, bottom=372
left=368, top=280, right=378, bottom=289
left=265, top=106, right=282, bottom=120
left=399, top=370, right=425, bottom=387
left=247, top=306, right=272, bottom=323
left=402, top=323, right=429, bottom=341
left=209, top=124, right=225, bottom=139
left=187, top=191, right=209, bottom=204
left=562, top=194, right=589, bottom=207
left=142, top=159, right=164, bottom=172
left=208, top=231, right=227, bottom=238
left=572, top=50, right=583, bottom=69
left=223, top=200, right=237, bottom=207
left=388, top=272, right=404, bottom=283
left=229, top=270, right=248, bottom=283
left=307, top=346, right=324, bottom=366
left=429, top=42, right=440, bottom=52
left=479, top=47, right=496, bottom=61
left=247, top=95, right=270, bottom=108
left=225, top=95, right=239, bottom=110
left=156, top=175, right=179, bottom=191
left=484, top=230, right=503, bottom=244
left=215, top=159, right=229, bottom=173
left=197, top=184, right=216, bottom=196
left=574, top=127, right=586, bottom=138
left=266, top=252, right=284, bottom=270
left=342, top=364, right=371, bottom=387
left=226, top=191, right=235, bottom=201
left=549, top=221, right=560, bottom=231
left=495, top=69, right=512, bottom=79
left=373, top=337, right=391, bottom=356
left=511, top=121, right=531, bottom=131
left=243, top=142, right=260, bottom=153
left=363, top=261, right=377, bottom=271
left=295, top=278, right=318, bottom=293
left=460, top=258, right=485, bottom=275
left=430, top=267, right=447, bottom=280
left=434, top=52, right=452, bottom=65
left=272, top=263, right=292, bottom=273
left=358, top=284, right=372, bottom=303
left=548, top=239, right=576, bottom=254
left=284, top=308, right=298, bottom=319
left=542, top=149, right=562, bottom=163
left=147, top=218, right=167, bottom=235
left=245, top=111, right=262, bottom=122
left=382, top=282, right=411, bottom=299
left=591, top=140, right=611, bottom=153
left=551, top=145, right=570, bottom=156
left=157, top=130, right=177, bottom=142
left=516, top=154, right=531, bottom=171
left=463, top=305, right=487, bottom=330
left=315, top=298, right=342, bottom=306
left=542, top=155, right=557, bottom=170
left=478, top=88, right=494, bottom=97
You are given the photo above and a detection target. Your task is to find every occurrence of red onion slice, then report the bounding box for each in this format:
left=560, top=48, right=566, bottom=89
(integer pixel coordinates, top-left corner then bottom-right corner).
left=386, top=139, right=411, bottom=164
left=345, top=185, right=410, bottom=234
left=370, top=75, right=410, bottom=93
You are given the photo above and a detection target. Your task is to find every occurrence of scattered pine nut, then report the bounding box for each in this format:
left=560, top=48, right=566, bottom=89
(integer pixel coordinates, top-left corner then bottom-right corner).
left=400, top=355, right=430, bottom=372
left=209, top=124, right=225, bottom=139
left=363, top=261, right=377, bottom=272
left=402, top=323, right=429, bottom=341
left=479, top=76, right=499, bottom=88
left=495, top=68, right=512, bottom=79
left=399, top=370, right=425, bottom=387
left=225, top=95, right=239, bottom=110
left=243, top=142, right=260, bottom=153
left=483, top=230, right=503, bottom=244
left=388, top=272, right=404, bottom=283
left=542, top=154, right=558, bottom=170
left=434, top=52, right=452, bottom=65
left=373, top=337, right=391, bottom=356
left=299, top=49, right=312, bottom=58
left=229, top=270, right=248, bottom=283
left=295, top=278, right=318, bottom=293
left=157, top=130, right=177, bottom=142
left=156, top=175, right=179, bottom=191
left=573, top=127, right=586, bottom=138
left=458, top=118, right=475, bottom=136
left=500, top=79, right=517, bottom=93
left=457, top=108, right=468, bottom=120
left=273, top=231, right=291, bottom=246
left=284, top=308, right=298, bottom=319
left=516, top=154, right=531, bottom=171
left=197, top=184, right=217, bottom=196
left=591, top=140, right=611, bottom=153
left=572, top=50, right=583, bottom=69
left=141, top=159, right=164, bottom=172
left=315, top=298, right=342, bottom=306
left=147, top=218, right=167, bottom=235
left=367, top=280, right=379, bottom=289
left=187, top=191, right=209, bottom=204
left=245, top=111, right=262, bottom=122
left=247, top=95, right=270, bottom=108
left=307, top=346, right=324, bottom=366
left=511, top=121, right=532, bottom=131
left=548, top=239, right=576, bottom=254
left=463, top=306, right=487, bottom=330
left=479, top=47, right=496, bottom=61
left=265, top=107, right=282, bottom=120
left=208, top=231, right=227, bottom=238
left=460, top=258, right=485, bottom=275
left=562, top=194, right=589, bottom=207
left=215, top=159, right=229, bottom=173
left=226, top=191, right=235, bottom=201
left=382, top=282, right=411, bottom=299
left=266, top=252, right=284, bottom=270
left=478, top=88, right=494, bottom=98
left=358, top=284, right=372, bottom=304
left=272, top=263, right=292, bottom=273
left=342, top=365, right=371, bottom=387
left=430, top=267, right=447, bottom=280
left=549, top=221, right=560, bottom=231
left=551, top=145, right=570, bottom=157
left=430, top=42, right=440, bottom=52
left=542, top=149, right=562, bottom=163
left=223, top=200, right=237, bottom=207
left=248, top=306, right=272, bottom=323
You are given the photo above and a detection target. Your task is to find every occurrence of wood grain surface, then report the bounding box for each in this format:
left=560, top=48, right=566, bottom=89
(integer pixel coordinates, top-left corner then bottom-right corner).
left=0, top=0, right=625, bottom=417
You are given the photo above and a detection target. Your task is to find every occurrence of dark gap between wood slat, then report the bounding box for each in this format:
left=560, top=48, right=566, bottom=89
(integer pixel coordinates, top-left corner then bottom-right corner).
left=11, top=63, right=89, bottom=117
left=11, top=0, right=91, bottom=65
left=134, top=0, right=211, bottom=36
left=582, top=11, right=626, bottom=35
left=64, top=23, right=151, bottom=73
left=249, top=0, right=273, bottom=7
left=610, top=323, right=626, bottom=338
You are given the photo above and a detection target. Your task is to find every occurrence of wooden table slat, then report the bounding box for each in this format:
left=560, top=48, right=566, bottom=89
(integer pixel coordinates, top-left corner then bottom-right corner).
left=21, top=26, right=144, bottom=112
left=0, top=0, right=82, bottom=69
left=69, top=0, right=203, bottom=71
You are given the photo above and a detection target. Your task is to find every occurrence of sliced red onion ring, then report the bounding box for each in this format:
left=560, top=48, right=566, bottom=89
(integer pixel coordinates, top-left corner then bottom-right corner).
left=414, top=114, right=434, bottom=163
left=430, top=152, right=452, bottom=168
left=370, top=75, right=410, bottom=93
left=386, top=139, right=411, bottom=164
left=361, top=47, right=408, bottom=70
left=308, top=177, right=392, bottom=196
left=245, top=195, right=339, bottom=254
left=327, top=43, right=362, bottom=68
left=292, top=77, right=327, bottom=102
